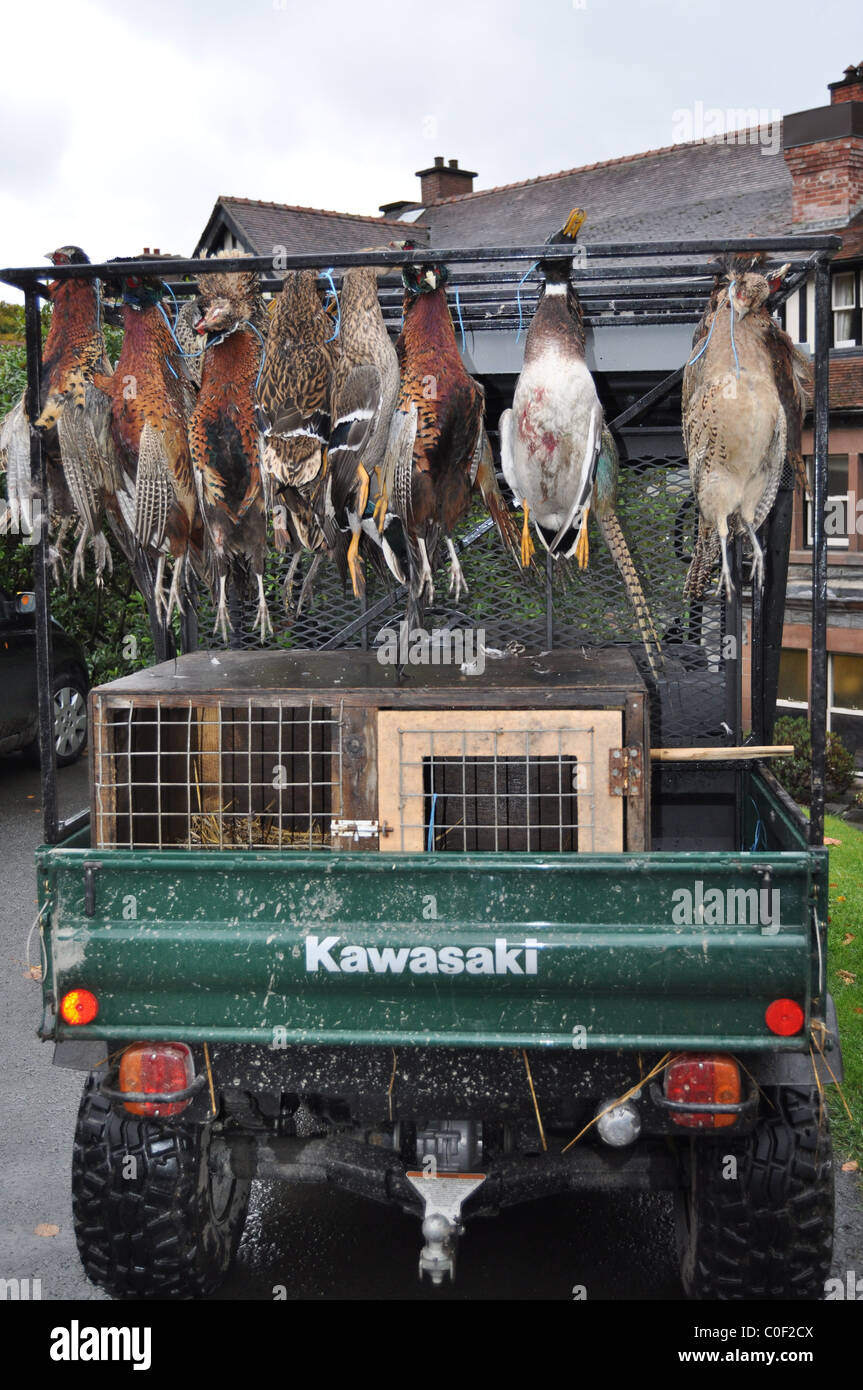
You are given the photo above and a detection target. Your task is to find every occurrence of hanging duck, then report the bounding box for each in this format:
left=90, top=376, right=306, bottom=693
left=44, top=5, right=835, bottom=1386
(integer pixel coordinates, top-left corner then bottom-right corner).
left=500, top=212, right=664, bottom=675
left=499, top=210, right=600, bottom=568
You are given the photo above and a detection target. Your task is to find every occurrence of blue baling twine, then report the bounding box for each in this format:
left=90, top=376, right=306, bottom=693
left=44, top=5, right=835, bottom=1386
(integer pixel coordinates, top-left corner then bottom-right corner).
left=454, top=286, right=466, bottom=352
left=688, top=278, right=740, bottom=378
left=427, top=793, right=438, bottom=852
left=749, top=797, right=767, bottom=851
left=155, top=296, right=267, bottom=395
left=319, top=268, right=340, bottom=344
left=160, top=280, right=180, bottom=334
left=516, top=260, right=540, bottom=342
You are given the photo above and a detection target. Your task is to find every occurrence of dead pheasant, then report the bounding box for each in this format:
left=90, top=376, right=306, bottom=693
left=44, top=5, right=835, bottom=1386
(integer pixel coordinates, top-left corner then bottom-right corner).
left=683, top=263, right=809, bottom=600
left=95, top=264, right=201, bottom=624
left=256, top=269, right=337, bottom=606
left=1, top=246, right=118, bottom=583
left=189, top=255, right=270, bottom=641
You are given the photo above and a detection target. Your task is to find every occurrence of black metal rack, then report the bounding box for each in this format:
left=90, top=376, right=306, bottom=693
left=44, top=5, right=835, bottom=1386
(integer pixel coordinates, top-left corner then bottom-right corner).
left=0, top=233, right=839, bottom=848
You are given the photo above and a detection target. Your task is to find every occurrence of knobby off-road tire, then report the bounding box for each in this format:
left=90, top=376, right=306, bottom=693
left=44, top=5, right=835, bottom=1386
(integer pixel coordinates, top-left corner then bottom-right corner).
left=72, top=1073, right=251, bottom=1299
left=675, top=1087, right=833, bottom=1300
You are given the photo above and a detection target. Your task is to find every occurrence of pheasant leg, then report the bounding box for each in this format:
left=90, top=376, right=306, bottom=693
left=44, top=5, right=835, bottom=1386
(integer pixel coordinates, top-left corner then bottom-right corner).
left=718, top=532, right=735, bottom=602
left=417, top=537, right=435, bottom=603
left=446, top=538, right=469, bottom=601
left=252, top=572, right=273, bottom=643
left=72, top=526, right=90, bottom=589
left=745, top=524, right=764, bottom=589
left=153, top=554, right=168, bottom=620
left=165, top=554, right=187, bottom=622
left=282, top=551, right=302, bottom=612
left=213, top=573, right=233, bottom=642
left=297, top=552, right=322, bottom=615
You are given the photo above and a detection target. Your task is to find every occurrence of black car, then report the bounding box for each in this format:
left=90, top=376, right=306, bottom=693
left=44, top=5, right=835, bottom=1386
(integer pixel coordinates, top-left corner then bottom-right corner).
left=0, top=588, right=89, bottom=765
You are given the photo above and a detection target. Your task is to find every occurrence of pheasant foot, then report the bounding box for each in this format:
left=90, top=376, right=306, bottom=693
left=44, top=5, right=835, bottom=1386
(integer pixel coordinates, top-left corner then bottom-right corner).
left=297, top=553, right=322, bottom=615
left=71, top=528, right=90, bottom=589
left=165, top=555, right=187, bottom=623
left=718, top=533, right=735, bottom=602
left=282, top=551, right=302, bottom=612
left=745, top=525, right=764, bottom=589
left=252, top=573, right=273, bottom=643
left=446, top=538, right=469, bottom=601
left=418, top=538, right=435, bottom=603
left=213, top=574, right=233, bottom=642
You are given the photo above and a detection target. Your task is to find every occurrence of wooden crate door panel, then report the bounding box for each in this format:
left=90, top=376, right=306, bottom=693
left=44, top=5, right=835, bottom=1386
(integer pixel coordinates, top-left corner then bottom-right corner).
left=377, top=710, right=623, bottom=852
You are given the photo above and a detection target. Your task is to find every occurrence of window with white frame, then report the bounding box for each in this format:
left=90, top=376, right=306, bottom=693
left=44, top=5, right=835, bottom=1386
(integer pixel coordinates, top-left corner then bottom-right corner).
left=832, top=270, right=860, bottom=348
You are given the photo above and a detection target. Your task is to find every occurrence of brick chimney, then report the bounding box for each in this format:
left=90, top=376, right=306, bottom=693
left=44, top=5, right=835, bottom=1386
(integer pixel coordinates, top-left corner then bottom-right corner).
left=783, top=68, right=863, bottom=227
left=829, top=62, right=863, bottom=105
left=414, top=157, right=477, bottom=205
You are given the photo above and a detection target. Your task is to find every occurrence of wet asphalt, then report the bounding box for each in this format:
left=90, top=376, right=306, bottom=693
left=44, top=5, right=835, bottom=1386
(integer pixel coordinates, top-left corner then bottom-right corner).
left=1, top=752, right=861, bottom=1303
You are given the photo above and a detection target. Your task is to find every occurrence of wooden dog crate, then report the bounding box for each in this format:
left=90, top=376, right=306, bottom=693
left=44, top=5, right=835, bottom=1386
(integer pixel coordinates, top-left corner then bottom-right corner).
left=90, top=648, right=649, bottom=852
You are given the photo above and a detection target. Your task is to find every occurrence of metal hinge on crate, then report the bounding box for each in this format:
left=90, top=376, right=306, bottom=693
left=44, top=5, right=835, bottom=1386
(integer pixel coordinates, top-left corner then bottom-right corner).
left=608, top=747, right=644, bottom=797
left=331, top=819, right=392, bottom=841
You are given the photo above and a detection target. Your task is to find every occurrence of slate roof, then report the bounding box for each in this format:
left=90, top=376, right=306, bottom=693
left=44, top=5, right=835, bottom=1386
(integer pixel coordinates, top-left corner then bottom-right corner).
left=420, top=136, right=793, bottom=249
left=194, top=196, right=429, bottom=259
left=196, top=134, right=793, bottom=262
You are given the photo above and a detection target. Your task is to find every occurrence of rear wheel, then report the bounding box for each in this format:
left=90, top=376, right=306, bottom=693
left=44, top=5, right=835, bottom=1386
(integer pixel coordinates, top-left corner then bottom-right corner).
left=674, top=1087, right=833, bottom=1299
left=72, top=1073, right=250, bottom=1299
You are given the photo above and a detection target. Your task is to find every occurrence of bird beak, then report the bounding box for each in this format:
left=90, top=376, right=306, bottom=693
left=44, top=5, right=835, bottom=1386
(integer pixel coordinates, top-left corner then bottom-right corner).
left=195, top=317, right=208, bottom=335
left=423, top=269, right=437, bottom=289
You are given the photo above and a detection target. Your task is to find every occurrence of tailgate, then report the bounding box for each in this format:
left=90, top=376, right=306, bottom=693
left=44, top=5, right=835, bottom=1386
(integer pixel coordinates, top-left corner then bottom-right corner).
left=37, top=844, right=817, bottom=1050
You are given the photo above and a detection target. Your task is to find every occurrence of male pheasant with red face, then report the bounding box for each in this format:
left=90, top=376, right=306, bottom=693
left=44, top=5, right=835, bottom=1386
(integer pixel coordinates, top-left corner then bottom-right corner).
left=95, top=263, right=200, bottom=624
left=189, top=257, right=270, bottom=641
left=389, top=254, right=486, bottom=621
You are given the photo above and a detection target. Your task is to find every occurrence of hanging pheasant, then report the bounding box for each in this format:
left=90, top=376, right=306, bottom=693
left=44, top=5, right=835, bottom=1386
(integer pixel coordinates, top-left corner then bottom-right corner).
left=317, top=260, right=402, bottom=599
left=95, top=263, right=201, bottom=624
left=1, top=246, right=118, bottom=583
left=256, top=269, right=337, bottom=593
left=189, top=255, right=270, bottom=641
left=385, top=252, right=486, bottom=622
left=682, top=262, right=809, bottom=600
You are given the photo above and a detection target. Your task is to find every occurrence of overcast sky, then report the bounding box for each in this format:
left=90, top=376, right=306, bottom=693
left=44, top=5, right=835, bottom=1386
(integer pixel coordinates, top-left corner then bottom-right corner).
left=0, top=0, right=855, bottom=286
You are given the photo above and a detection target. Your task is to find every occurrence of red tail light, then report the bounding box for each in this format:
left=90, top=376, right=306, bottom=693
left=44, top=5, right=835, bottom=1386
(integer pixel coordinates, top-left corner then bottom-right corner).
left=118, top=1042, right=194, bottom=1117
left=665, top=1054, right=741, bottom=1129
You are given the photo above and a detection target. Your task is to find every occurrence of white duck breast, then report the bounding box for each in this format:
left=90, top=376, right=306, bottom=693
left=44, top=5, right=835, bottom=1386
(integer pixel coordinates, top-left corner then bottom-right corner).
left=500, top=350, right=603, bottom=554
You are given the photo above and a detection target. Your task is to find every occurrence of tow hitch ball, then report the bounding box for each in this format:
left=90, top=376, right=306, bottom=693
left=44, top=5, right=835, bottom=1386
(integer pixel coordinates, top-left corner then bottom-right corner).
left=406, top=1172, right=486, bottom=1285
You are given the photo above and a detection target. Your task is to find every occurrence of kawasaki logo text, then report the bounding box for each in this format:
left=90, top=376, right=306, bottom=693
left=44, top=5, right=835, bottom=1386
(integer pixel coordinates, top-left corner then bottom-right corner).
left=305, top=936, right=541, bottom=975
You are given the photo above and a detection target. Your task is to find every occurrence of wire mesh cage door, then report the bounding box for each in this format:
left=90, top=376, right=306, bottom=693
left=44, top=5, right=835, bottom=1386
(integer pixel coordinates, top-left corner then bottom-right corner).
left=92, top=696, right=342, bottom=850
left=377, top=710, right=623, bottom=853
